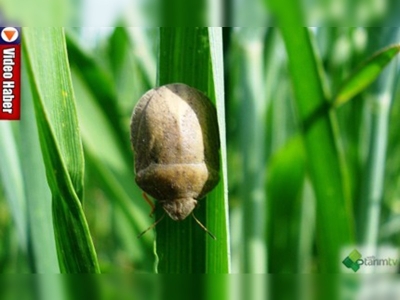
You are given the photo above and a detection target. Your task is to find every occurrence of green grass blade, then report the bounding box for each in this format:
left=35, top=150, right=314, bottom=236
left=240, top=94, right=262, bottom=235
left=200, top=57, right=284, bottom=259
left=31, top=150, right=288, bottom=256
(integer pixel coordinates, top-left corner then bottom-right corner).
left=24, top=29, right=84, bottom=198
left=155, top=27, right=229, bottom=273
left=206, top=27, right=230, bottom=273
left=270, top=23, right=354, bottom=270
left=23, top=28, right=99, bottom=273
left=334, top=44, right=400, bottom=107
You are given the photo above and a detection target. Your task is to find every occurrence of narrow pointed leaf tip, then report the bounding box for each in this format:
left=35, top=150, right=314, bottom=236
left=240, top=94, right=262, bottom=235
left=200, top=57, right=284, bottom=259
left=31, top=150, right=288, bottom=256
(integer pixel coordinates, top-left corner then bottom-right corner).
left=334, top=44, right=400, bottom=107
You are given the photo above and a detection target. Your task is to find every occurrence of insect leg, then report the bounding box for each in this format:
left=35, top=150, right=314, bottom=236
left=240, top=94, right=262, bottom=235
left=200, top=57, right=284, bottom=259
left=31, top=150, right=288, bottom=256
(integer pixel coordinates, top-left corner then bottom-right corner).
left=142, top=192, right=156, bottom=217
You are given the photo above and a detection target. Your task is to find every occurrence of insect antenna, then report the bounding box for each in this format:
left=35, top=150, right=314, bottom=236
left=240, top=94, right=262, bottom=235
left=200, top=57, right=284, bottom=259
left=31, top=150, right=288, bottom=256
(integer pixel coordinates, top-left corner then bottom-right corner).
left=137, top=213, right=166, bottom=238
left=192, top=213, right=217, bottom=240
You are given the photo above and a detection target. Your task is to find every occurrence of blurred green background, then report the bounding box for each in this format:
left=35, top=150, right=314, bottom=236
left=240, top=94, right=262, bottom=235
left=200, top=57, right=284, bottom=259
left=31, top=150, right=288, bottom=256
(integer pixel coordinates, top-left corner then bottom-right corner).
left=1, top=0, right=400, bottom=299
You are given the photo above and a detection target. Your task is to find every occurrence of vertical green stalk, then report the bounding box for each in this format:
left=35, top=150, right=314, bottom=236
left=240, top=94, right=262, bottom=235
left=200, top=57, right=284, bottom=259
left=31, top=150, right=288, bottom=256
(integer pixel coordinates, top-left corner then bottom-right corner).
left=283, top=27, right=353, bottom=271
left=155, top=27, right=229, bottom=273
left=266, top=1, right=354, bottom=271
left=207, top=27, right=230, bottom=274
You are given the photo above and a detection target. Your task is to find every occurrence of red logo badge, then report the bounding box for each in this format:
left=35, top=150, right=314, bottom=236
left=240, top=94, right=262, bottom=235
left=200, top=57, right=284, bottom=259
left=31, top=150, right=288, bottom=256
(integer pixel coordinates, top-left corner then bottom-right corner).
left=0, top=27, right=21, bottom=120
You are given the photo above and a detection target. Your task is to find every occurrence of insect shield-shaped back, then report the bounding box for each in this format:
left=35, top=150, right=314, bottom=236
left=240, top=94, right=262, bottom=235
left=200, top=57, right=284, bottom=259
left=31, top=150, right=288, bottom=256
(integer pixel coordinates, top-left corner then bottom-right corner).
left=130, top=83, right=220, bottom=224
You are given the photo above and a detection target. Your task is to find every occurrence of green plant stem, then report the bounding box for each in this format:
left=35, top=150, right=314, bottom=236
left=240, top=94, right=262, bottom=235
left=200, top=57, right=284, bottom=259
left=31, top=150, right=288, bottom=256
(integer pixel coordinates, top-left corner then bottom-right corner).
left=269, top=21, right=354, bottom=271
left=155, top=27, right=229, bottom=273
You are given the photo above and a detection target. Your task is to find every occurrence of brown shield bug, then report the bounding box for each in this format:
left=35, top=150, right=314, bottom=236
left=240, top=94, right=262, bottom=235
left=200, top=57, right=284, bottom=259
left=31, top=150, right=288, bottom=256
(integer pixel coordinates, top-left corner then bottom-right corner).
left=130, top=83, right=220, bottom=239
